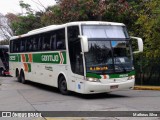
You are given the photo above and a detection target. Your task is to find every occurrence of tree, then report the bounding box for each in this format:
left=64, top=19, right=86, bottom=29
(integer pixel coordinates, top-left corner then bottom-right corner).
left=51, top=0, right=132, bottom=24
left=132, top=0, right=160, bottom=58
left=0, top=39, right=9, bottom=45
left=53, top=0, right=108, bottom=23
left=8, top=0, right=132, bottom=35
left=11, top=14, right=43, bottom=35
left=0, top=13, right=13, bottom=40
left=40, top=5, right=61, bottom=26
left=9, top=1, right=44, bottom=35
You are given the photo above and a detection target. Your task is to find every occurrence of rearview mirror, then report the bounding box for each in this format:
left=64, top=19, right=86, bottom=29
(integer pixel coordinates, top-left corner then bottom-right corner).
left=78, top=36, right=89, bottom=53
left=131, top=37, right=143, bottom=54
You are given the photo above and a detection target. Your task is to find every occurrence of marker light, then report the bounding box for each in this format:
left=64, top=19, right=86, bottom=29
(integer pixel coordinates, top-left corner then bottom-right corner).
left=128, top=75, right=135, bottom=80
left=87, top=77, right=101, bottom=82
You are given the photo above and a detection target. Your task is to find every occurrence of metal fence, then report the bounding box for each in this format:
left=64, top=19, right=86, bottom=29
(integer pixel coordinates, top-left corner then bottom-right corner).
left=134, top=57, right=160, bottom=86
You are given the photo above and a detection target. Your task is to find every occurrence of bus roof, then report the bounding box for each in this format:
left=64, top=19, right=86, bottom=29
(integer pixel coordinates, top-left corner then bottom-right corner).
left=10, top=21, right=125, bottom=40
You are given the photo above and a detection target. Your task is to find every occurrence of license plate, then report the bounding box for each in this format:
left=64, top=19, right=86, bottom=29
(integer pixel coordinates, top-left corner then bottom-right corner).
left=110, top=85, right=118, bottom=89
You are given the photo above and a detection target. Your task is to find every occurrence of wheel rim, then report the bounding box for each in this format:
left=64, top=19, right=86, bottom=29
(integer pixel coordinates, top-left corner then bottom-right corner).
left=60, top=80, right=67, bottom=92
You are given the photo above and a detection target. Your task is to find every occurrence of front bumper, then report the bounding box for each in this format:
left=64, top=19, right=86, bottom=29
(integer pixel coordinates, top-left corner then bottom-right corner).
left=83, top=79, right=135, bottom=94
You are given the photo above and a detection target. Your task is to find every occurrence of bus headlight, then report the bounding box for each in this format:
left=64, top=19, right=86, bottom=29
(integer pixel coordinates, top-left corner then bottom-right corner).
left=87, top=77, right=100, bottom=82
left=128, top=75, right=135, bottom=80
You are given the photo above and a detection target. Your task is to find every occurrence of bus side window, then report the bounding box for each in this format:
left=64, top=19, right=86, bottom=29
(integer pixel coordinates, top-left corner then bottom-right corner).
left=10, top=41, right=14, bottom=53
left=26, top=38, right=32, bottom=52
left=38, top=35, right=43, bottom=51
left=13, top=43, right=17, bottom=52
left=13, top=40, right=20, bottom=52
left=56, top=29, right=65, bottom=50
left=29, top=40, right=33, bottom=51
left=26, top=36, right=37, bottom=52
left=57, top=40, right=64, bottom=49
left=32, top=36, right=38, bottom=51
left=42, top=37, right=47, bottom=50
left=50, top=35, right=56, bottom=50
left=43, top=33, right=51, bottom=51
left=20, top=39, right=25, bottom=52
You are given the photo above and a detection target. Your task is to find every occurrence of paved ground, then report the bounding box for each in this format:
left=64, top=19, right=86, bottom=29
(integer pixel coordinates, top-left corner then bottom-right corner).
left=0, top=77, right=160, bottom=120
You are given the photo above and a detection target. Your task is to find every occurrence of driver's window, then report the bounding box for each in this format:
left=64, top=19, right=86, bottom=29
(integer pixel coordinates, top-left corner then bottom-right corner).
left=67, top=26, right=84, bottom=75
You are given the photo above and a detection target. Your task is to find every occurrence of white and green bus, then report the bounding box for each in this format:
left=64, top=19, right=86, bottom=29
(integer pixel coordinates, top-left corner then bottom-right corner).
left=9, top=21, right=143, bottom=94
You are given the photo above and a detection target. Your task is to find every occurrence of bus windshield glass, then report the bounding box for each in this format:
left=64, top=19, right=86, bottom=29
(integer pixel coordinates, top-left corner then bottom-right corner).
left=82, top=25, right=133, bottom=75
left=82, top=25, right=129, bottom=39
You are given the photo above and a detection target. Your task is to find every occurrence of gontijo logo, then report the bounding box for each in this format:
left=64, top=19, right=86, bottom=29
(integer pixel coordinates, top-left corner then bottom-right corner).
left=41, top=55, right=59, bottom=62
left=41, top=52, right=65, bottom=64
left=33, top=52, right=65, bottom=64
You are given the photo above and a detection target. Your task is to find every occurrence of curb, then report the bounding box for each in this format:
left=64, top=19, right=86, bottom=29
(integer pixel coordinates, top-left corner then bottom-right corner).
left=134, top=86, right=160, bottom=91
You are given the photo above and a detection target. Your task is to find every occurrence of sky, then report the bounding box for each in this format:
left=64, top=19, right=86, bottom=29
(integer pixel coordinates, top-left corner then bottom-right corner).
left=0, top=0, right=56, bottom=41
left=0, top=0, right=56, bottom=15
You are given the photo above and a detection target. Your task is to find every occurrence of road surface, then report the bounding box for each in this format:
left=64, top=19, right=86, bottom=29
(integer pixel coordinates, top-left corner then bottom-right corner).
left=0, top=77, right=160, bottom=120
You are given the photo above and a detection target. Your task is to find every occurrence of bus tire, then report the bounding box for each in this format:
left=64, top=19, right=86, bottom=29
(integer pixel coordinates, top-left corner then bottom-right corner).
left=58, top=76, right=69, bottom=95
left=16, top=69, right=21, bottom=82
left=20, top=71, right=26, bottom=84
left=0, top=68, right=4, bottom=76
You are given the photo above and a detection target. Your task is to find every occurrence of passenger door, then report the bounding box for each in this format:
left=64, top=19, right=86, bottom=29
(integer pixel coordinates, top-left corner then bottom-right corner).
left=67, top=26, right=85, bottom=92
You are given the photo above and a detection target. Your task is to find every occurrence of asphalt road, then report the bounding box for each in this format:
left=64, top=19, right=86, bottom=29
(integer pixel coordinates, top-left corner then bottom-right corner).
left=0, top=77, right=160, bottom=120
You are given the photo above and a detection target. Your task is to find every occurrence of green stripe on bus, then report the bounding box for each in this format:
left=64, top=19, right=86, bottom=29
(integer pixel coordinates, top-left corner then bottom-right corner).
left=28, top=63, right=31, bottom=72
left=25, top=54, right=29, bottom=62
left=9, top=54, right=20, bottom=62
left=62, top=51, right=66, bottom=64
left=9, top=51, right=67, bottom=64
left=32, top=52, right=66, bottom=64
left=109, top=74, right=128, bottom=78
left=18, top=54, right=21, bottom=62
left=86, top=71, right=135, bottom=79
left=128, top=71, right=136, bottom=76
left=86, top=73, right=102, bottom=79
left=109, top=71, right=135, bottom=79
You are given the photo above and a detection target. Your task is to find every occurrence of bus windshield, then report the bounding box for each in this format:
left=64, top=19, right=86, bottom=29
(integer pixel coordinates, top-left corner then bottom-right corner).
left=82, top=25, right=129, bottom=39
left=85, top=40, right=133, bottom=75
left=82, top=25, right=133, bottom=75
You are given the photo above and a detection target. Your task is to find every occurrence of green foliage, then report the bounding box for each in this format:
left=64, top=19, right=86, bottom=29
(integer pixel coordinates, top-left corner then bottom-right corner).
left=133, top=0, right=160, bottom=58
left=0, top=40, right=9, bottom=45
left=54, top=0, right=131, bottom=23
left=19, top=0, right=33, bottom=14
left=5, top=0, right=160, bottom=84
left=8, top=0, right=160, bottom=60
left=11, top=14, right=42, bottom=35
left=9, top=1, right=43, bottom=35
left=40, top=5, right=61, bottom=26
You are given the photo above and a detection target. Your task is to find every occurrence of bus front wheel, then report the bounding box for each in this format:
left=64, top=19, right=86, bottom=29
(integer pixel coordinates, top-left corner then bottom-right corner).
left=58, top=76, right=69, bottom=95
